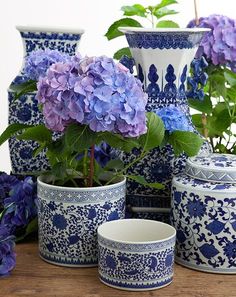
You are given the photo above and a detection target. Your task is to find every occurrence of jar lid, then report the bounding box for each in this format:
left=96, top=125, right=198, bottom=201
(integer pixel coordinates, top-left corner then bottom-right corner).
left=185, top=153, right=236, bottom=183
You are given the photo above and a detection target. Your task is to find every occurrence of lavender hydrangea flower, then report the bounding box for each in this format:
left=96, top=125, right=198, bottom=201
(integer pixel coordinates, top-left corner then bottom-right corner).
left=2, top=177, right=37, bottom=233
left=0, top=225, right=16, bottom=277
left=187, top=14, right=236, bottom=72
left=24, top=49, right=70, bottom=80
left=0, top=173, right=19, bottom=209
left=156, top=106, right=193, bottom=133
left=36, top=55, right=147, bottom=138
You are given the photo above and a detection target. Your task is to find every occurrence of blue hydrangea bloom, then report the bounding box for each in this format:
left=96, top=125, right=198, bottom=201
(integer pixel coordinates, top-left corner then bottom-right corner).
left=24, top=49, right=70, bottom=80
left=0, top=225, right=16, bottom=277
left=2, top=177, right=37, bottom=233
left=156, top=106, right=193, bottom=133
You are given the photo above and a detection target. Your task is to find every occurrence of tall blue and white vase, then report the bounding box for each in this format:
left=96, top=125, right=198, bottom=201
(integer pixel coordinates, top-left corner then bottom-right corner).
left=119, top=27, right=211, bottom=221
left=8, top=26, right=84, bottom=174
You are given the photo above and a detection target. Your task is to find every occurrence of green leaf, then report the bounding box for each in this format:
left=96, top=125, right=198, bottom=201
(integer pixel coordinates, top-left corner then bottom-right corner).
left=188, top=96, right=213, bottom=114
left=113, top=47, right=132, bottom=60
left=156, top=20, right=179, bottom=28
left=0, top=123, right=32, bottom=146
left=209, top=73, right=226, bottom=98
left=102, top=132, right=140, bottom=153
left=153, top=8, right=178, bottom=19
left=168, top=131, right=204, bottom=156
left=127, top=175, right=164, bottom=189
left=65, top=124, right=98, bottom=152
left=33, top=143, right=46, bottom=157
left=224, top=68, right=236, bottom=86
left=121, top=4, right=147, bottom=17
left=105, top=18, right=142, bottom=40
left=51, top=162, right=68, bottom=181
left=104, top=159, right=124, bottom=171
left=17, top=125, right=52, bottom=143
left=154, top=0, right=178, bottom=10
left=9, top=80, right=37, bottom=100
left=139, top=112, right=165, bottom=152
left=227, top=85, right=236, bottom=102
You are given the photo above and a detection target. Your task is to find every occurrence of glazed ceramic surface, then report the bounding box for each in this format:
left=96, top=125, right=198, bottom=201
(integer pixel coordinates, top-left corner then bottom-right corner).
left=119, top=27, right=211, bottom=219
left=8, top=26, right=84, bottom=174
left=37, top=177, right=126, bottom=267
left=171, top=154, right=236, bottom=273
left=98, top=219, right=176, bottom=291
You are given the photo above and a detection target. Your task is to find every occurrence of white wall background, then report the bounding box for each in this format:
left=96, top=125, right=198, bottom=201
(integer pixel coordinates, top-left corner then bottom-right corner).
left=0, top=0, right=236, bottom=173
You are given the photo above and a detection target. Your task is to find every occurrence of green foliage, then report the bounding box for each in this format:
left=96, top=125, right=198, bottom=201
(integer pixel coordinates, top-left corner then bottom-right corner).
left=105, top=1, right=179, bottom=59
left=105, top=18, right=142, bottom=40
left=127, top=175, right=164, bottom=189
left=0, top=123, right=32, bottom=146
left=190, top=65, right=236, bottom=154
left=167, top=131, right=204, bottom=156
left=114, top=47, right=132, bottom=60
left=156, top=20, right=179, bottom=28
left=139, top=112, right=165, bottom=151
left=9, top=80, right=37, bottom=100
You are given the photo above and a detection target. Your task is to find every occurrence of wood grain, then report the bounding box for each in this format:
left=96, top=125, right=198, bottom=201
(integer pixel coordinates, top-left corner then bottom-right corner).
left=1, top=241, right=235, bottom=297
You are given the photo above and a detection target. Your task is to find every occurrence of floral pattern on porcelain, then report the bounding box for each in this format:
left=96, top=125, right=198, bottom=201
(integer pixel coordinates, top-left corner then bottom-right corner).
left=171, top=174, right=236, bottom=273
left=37, top=179, right=126, bottom=266
left=125, top=32, right=204, bottom=49
left=119, top=28, right=211, bottom=220
left=9, top=28, right=83, bottom=174
left=186, top=154, right=236, bottom=183
left=98, top=235, right=175, bottom=290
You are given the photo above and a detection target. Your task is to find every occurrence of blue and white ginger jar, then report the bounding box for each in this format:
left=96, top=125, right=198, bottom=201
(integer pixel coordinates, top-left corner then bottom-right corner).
left=119, top=27, right=211, bottom=221
left=171, top=153, right=236, bottom=273
left=8, top=26, right=84, bottom=174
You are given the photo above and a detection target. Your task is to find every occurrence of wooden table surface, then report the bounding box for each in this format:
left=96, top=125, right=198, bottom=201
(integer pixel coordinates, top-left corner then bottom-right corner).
left=1, top=240, right=235, bottom=297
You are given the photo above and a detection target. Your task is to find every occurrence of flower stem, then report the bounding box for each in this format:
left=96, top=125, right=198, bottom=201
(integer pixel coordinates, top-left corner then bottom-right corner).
left=88, top=145, right=95, bottom=187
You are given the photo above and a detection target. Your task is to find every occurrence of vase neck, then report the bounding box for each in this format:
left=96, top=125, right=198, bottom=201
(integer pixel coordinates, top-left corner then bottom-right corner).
left=19, top=29, right=83, bottom=56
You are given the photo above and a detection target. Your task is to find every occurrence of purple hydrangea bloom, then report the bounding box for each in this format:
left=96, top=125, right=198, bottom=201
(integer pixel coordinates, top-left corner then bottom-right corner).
left=36, top=55, right=147, bottom=137
left=2, top=177, right=37, bottom=233
left=0, top=225, right=16, bottom=277
left=156, top=106, right=193, bottom=133
left=24, top=49, right=70, bottom=80
left=0, top=173, right=19, bottom=208
left=187, top=14, right=236, bottom=71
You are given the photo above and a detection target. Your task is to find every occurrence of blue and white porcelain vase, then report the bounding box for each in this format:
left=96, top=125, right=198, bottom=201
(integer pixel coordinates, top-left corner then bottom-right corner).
left=37, top=177, right=126, bottom=267
left=171, top=154, right=236, bottom=274
left=8, top=26, right=84, bottom=174
left=119, top=27, right=210, bottom=221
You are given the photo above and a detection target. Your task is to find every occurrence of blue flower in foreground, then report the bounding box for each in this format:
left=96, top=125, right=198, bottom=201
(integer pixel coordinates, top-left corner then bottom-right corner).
left=2, top=177, right=37, bottom=232
left=0, top=225, right=16, bottom=277
left=156, top=106, right=193, bottom=133
left=24, top=49, right=70, bottom=80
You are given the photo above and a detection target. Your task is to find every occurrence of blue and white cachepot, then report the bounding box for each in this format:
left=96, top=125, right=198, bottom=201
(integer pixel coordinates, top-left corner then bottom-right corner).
left=8, top=26, right=84, bottom=174
left=119, top=27, right=211, bottom=221
left=171, top=153, right=236, bottom=274
left=37, top=177, right=126, bottom=267
left=98, top=219, right=176, bottom=291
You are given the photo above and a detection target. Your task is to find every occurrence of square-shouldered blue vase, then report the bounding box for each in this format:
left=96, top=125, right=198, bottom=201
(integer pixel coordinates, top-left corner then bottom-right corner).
left=8, top=26, right=84, bottom=174
left=118, top=27, right=211, bottom=222
left=171, top=153, right=236, bottom=274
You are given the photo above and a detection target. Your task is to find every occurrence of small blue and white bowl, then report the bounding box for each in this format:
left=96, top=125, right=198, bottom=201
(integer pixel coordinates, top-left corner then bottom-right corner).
left=98, top=219, right=176, bottom=291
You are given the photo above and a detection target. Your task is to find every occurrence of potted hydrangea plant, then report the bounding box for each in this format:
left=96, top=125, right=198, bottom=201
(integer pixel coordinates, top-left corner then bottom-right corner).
left=0, top=50, right=203, bottom=268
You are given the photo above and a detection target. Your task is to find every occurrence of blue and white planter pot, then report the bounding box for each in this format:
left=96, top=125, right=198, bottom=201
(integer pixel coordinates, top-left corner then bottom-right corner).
left=119, top=27, right=211, bottom=220
left=8, top=26, right=84, bottom=174
left=37, top=177, right=126, bottom=267
left=98, top=219, right=176, bottom=291
left=171, top=153, right=236, bottom=274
